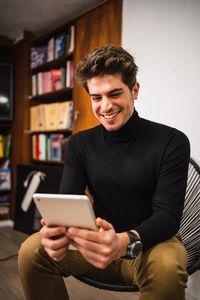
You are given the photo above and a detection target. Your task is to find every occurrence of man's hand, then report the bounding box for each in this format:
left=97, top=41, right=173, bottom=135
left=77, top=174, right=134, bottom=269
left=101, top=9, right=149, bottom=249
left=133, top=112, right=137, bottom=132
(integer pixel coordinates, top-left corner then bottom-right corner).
left=40, top=219, right=70, bottom=262
left=67, top=217, right=129, bottom=269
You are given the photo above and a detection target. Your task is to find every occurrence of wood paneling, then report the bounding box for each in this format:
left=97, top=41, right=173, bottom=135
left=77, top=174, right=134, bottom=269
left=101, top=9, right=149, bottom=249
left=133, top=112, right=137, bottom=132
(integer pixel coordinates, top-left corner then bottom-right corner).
left=9, top=37, right=32, bottom=218
left=73, top=0, right=122, bottom=132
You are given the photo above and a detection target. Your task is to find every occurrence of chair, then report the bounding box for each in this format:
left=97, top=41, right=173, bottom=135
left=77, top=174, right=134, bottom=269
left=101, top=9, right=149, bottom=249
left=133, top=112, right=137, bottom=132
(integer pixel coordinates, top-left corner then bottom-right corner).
left=75, top=158, right=200, bottom=292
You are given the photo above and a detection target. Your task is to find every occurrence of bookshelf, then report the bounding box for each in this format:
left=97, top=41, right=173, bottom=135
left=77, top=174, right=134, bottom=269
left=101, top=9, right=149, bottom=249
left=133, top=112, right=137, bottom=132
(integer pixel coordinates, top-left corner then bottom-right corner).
left=29, top=22, right=75, bottom=164
left=0, top=41, right=13, bottom=221
left=0, top=0, right=122, bottom=220
left=0, top=129, right=12, bottom=221
left=28, top=0, right=122, bottom=166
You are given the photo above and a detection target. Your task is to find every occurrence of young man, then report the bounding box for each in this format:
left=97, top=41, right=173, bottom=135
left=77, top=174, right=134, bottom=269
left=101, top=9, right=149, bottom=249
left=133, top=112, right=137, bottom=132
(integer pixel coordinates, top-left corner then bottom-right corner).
left=18, top=45, right=190, bottom=300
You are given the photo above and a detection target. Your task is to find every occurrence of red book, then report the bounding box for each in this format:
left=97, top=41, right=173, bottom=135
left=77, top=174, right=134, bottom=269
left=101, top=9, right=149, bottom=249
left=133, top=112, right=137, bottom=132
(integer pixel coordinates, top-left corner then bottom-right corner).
left=35, top=135, right=40, bottom=160
left=66, top=61, right=74, bottom=88
left=50, top=69, right=62, bottom=91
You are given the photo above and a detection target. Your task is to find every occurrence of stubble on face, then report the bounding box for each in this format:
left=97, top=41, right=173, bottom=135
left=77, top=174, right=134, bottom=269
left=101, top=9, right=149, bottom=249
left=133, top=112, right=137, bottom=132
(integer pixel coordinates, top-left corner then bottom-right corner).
left=88, top=74, right=136, bottom=131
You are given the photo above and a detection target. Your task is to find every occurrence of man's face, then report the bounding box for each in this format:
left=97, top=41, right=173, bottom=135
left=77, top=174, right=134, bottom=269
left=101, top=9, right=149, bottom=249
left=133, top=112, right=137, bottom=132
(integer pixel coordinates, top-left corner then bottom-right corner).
left=87, top=74, right=139, bottom=131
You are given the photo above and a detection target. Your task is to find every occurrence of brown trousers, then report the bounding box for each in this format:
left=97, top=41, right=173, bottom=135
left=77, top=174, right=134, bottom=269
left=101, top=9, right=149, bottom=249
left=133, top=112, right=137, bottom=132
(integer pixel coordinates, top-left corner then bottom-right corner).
left=18, top=232, right=188, bottom=300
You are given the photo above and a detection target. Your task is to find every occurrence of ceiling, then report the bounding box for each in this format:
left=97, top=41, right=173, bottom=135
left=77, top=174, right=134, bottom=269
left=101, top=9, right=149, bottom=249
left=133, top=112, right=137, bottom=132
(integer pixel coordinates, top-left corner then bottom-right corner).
left=0, top=0, right=102, bottom=43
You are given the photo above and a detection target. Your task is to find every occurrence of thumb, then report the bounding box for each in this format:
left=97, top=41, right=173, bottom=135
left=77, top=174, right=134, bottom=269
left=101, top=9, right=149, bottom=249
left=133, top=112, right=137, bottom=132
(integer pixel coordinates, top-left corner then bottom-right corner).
left=40, top=219, right=46, bottom=226
left=96, top=217, right=113, bottom=232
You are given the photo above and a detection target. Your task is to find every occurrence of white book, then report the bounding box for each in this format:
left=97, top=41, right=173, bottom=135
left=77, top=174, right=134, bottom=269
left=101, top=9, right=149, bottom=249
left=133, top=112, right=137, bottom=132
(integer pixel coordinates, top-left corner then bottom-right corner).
left=67, top=25, right=75, bottom=54
left=48, top=37, right=55, bottom=61
left=38, top=134, right=47, bottom=160
left=32, top=75, right=37, bottom=96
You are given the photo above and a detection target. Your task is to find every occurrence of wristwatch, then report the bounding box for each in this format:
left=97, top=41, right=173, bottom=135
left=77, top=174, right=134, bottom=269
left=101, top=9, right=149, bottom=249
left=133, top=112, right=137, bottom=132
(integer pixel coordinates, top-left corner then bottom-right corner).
left=122, top=231, right=142, bottom=259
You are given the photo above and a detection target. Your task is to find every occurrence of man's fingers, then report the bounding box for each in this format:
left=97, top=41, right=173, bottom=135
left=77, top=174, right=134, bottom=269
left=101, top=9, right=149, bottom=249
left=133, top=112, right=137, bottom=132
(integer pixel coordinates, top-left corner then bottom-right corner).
left=70, top=240, right=111, bottom=269
left=96, top=217, right=113, bottom=231
left=41, top=235, right=69, bottom=250
left=40, top=225, right=66, bottom=239
left=40, top=219, right=45, bottom=226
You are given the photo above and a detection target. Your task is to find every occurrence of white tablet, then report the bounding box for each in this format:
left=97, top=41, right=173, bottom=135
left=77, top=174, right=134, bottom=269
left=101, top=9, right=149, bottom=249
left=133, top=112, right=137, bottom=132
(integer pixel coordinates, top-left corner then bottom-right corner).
left=33, top=193, right=98, bottom=231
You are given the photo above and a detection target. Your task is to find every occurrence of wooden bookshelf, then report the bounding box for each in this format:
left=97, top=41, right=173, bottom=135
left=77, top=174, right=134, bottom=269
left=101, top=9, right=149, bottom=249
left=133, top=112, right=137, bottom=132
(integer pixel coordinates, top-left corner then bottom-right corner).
left=0, top=0, right=122, bottom=219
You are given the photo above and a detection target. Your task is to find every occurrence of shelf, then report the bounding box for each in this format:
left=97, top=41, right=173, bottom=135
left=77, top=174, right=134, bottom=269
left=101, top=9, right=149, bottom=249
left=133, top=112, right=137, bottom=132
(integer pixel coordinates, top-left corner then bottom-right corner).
left=29, top=87, right=73, bottom=102
left=31, top=53, right=73, bottom=73
left=29, top=128, right=72, bottom=134
left=32, top=159, right=64, bottom=165
left=0, top=158, right=10, bottom=162
left=0, top=190, right=11, bottom=194
left=0, top=122, right=12, bottom=128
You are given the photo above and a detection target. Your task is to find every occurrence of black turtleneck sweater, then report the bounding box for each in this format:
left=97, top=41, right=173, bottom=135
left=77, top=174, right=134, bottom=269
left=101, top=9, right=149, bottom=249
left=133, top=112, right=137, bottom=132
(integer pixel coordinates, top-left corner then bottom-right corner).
left=59, top=110, right=190, bottom=250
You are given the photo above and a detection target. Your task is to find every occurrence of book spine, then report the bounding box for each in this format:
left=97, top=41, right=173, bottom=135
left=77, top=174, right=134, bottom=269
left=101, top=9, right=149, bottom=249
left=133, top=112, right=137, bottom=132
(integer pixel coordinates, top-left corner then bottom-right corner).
left=0, top=135, right=3, bottom=158
left=5, top=134, right=12, bottom=157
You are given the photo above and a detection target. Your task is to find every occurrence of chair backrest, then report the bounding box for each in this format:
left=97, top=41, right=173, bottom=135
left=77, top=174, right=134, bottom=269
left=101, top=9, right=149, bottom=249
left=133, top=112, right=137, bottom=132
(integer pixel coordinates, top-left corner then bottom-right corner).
left=180, top=158, right=200, bottom=269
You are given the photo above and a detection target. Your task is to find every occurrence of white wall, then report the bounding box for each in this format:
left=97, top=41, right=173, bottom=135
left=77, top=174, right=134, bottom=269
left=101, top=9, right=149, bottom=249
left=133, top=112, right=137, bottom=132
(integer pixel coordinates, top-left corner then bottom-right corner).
left=122, top=0, right=200, bottom=163
left=122, top=1, right=200, bottom=298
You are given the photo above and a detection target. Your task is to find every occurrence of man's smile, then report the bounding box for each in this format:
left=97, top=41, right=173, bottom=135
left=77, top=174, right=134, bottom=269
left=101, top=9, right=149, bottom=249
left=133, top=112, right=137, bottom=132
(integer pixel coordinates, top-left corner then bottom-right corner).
left=101, top=111, right=120, bottom=120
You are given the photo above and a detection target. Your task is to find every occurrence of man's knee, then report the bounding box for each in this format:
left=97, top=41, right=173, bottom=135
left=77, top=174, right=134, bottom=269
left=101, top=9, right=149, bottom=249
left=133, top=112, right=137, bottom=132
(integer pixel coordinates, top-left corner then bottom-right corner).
left=148, top=239, right=187, bottom=275
left=18, top=232, right=42, bottom=277
left=140, top=237, right=188, bottom=290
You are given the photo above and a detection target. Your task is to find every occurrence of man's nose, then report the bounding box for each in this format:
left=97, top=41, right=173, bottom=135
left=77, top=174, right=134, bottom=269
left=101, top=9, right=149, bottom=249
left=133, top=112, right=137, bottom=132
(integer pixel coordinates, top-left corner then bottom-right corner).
left=101, top=97, right=112, bottom=112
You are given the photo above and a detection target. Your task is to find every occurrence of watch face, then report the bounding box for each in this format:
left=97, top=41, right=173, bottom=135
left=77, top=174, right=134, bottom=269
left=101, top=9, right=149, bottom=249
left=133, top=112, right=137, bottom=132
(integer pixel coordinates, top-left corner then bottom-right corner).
left=127, top=240, right=142, bottom=258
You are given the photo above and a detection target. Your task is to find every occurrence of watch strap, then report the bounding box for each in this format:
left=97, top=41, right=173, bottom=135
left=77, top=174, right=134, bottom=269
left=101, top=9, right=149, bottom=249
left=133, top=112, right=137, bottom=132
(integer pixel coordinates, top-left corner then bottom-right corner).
left=122, top=231, right=142, bottom=259
left=126, top=231, right=140, bottom=243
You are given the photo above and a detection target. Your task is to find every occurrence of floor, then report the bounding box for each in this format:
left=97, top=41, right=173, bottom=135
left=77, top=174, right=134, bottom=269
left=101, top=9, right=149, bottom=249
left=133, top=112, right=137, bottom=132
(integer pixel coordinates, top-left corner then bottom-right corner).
left=0, top=224, right=198, bottom=300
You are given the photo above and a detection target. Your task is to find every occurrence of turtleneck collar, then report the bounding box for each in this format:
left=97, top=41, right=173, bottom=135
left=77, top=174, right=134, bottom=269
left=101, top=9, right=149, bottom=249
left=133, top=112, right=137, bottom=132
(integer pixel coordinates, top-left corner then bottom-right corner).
left=103, top=109, right=140, bottom=143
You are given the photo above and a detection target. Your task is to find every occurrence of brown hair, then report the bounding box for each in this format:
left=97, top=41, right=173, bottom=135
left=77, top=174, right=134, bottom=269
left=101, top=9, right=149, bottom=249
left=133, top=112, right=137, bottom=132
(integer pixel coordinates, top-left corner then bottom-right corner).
left=75, top=45, right=138, bottom=92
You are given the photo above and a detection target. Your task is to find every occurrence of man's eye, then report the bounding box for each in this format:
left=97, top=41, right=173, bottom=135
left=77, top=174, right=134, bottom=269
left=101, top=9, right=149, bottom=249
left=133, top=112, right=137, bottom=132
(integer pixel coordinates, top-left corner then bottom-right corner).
left=110, top=93, right=121, bottom=98
left=92, top=97, right=101, bottom=101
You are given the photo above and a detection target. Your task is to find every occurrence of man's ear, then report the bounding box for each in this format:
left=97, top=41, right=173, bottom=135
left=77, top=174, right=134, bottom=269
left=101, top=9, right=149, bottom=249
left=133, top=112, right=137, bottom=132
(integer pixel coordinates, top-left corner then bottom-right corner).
left=132, top=82, right=140, bottom=100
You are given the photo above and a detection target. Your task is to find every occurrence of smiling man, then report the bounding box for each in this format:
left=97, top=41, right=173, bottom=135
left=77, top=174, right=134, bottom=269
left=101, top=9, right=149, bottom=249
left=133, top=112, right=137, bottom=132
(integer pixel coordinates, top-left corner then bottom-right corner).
left=18, top=45, right=190, bottom=300
left=87, top=74, right=139, bottom=131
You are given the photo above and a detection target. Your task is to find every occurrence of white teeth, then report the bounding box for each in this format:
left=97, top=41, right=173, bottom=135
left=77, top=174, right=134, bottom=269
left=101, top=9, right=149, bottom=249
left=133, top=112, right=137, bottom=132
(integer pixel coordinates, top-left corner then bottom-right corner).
left=104, top=113, right=118, bottom=119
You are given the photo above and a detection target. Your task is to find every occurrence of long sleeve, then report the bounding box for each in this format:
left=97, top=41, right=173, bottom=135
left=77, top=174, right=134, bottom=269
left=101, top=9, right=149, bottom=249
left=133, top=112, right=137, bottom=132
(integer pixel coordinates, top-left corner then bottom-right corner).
left=135, top=130, right=190, bottom=249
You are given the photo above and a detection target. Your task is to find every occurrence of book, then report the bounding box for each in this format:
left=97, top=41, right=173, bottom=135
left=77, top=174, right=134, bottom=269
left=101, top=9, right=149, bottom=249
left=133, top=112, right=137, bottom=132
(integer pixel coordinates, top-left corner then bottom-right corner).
left=0, top=135, right=3, bottom=158
left=32, top=135, right=36, bottom=159
left=30, top=104, right=46, bottom=131
left=61, top=67, right=66, bottom=88
left=5, top=134, right=11, bottom=157
left=66, top=25, right=75, bottom=54
left=66, top=60, right=74, bottom=88
left=32, top=74, right=37, bottom=96
left=57, top=101, right=71, bottom=130
left=48, top=37, right=55, bottom=61
left=32, top=134, right=40, bottom=159
left=0, top=206, right=9, bottom=219
left=44, top=102, right=59, bottom=131
left=50, top=69, right=62, bottom=91
left=56, top=33, right=66, bottom=58
left=0, top=169, right=11, bottom=191
left=31, top=46, right=48, bottom=69
left=30, top=106, right=38, bottom=131
left=68, top=101, right=74, bottom=130
left=42, top=71, right=51, bottom=94
left=0, top=195, right=10, bottom=206
left=38, top=134, right=47, bottom=160
left=37, top=72, right=43, bottom=95
left=48, top=134, right=63, bottom=161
